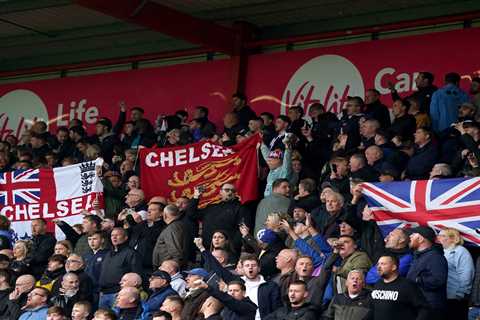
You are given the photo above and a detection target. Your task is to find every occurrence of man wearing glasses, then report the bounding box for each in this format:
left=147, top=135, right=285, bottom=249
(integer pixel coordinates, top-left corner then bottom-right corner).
left=18, top=287, right=49, bottom=320
left=187, top=183, right=251, bottom=254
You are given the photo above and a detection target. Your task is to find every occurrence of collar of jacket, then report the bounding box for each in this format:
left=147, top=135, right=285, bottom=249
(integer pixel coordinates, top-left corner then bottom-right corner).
left=388, top=246, right=411, bottom=256
left=344, top=288, right=371, bottom=301
left=99, top=132, right=115, bottom=142
left=114, top=241, right=129, bottom=252
left=413, top=245, right=434, bottom=258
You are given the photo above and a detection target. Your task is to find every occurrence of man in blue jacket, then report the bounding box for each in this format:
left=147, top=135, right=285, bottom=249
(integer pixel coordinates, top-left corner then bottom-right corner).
left=430, top=72, right=469, bottom=132
left=406, top=226, right=447, bottom=319
left=366, top=228, right=412, bottom=285
left=141, top=270, right=177, bottom=320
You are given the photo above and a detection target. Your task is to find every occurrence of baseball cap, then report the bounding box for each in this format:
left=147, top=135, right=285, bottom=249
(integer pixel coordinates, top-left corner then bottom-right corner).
left=256, top=228, right=278, bottom=244
left=185, top=268, right=209, bottom=279
left=409, top=226, right=436, bottom=243
left=151, top=270, right=171, bottom=282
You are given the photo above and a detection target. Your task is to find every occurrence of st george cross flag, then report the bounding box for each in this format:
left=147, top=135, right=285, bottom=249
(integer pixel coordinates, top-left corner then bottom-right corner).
left=0, top=160, right=103, bottom=240
left=361, top=177, right=480, bottom=245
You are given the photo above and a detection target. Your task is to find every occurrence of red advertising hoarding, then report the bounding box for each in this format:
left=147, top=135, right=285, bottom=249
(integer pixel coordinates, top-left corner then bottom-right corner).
left=0, top=59, right=233, bottom=140
left=245, top=27, right=480, bottom=117
left=0, top=28, right=479, bottom=142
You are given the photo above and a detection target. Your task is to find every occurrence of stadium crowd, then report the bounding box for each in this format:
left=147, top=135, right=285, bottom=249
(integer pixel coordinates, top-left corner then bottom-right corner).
left=0, top=72, right=480, bottom=319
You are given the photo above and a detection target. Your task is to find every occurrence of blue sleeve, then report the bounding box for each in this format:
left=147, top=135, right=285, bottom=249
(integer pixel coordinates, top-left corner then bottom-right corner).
left=398, top=254, right=413, bottom=277
left=323, top=278, right=334, bottom=306
left=455, top=248, right=475, bottom=296
left=429, top=91, right=440, bottom=132
left=294, top=238, right=323, bottom=267
left=311, top=234, right=332, bottom=254
left=365, top=264, right=380, bottom=285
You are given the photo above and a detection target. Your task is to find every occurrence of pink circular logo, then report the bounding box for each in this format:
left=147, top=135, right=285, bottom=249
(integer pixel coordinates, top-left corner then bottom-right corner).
left=282, top=54, right=365, bottom=115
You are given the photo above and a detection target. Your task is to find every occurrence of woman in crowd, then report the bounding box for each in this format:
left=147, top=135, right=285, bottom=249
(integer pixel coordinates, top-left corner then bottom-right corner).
left=438, top=227, right=475, bottom=320
left=11, top=240, right=32, bottom=276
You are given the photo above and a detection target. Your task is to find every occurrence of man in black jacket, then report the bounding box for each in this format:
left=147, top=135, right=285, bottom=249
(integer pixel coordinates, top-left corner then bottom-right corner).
left=50, top=272, right=86, bottom=315
left=26, top=218, right=56, bottom=279
left=128, top=202, right=165, bottom=274
left=187, top=184, right=251, bottom=254
left=323, top=270, right=372, bottom=319
left=94, top=117, right=121, bottom=166
left=98, top=227, right=142, bottom=310
left=232, top=92, right=257, bottom=128
left=265, top=280, right=316, bottom=320
left=200, top=247, right=282, bottom=319
left=198, top=279, right=257, bottom=320
left=365, top=89, right=391, bottom=129
left=390, top=71, right=437, bottom=114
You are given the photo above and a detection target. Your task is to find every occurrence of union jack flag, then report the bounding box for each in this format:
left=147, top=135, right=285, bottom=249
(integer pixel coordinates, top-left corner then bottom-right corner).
left=0, top=169, right=41, bottom=205
left=362, top=178, right=480, bottom=245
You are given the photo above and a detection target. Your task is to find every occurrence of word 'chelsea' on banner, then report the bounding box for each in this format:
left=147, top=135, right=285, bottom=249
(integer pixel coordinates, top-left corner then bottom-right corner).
left=0, top=160, right=103, bottom=240
left=361, top=177, right=480, bottom=245
left=140, top=135, right=260, bottom=207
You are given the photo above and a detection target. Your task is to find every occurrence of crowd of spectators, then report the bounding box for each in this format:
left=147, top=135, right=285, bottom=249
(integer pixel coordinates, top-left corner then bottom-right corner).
left=0, top=74, right=480, bottom=319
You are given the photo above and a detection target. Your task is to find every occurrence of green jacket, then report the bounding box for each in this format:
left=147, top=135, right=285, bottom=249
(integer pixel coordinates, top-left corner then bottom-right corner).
left=335, top=251, right=372, bottom=294
left=102, top=178, right=126, bottom=219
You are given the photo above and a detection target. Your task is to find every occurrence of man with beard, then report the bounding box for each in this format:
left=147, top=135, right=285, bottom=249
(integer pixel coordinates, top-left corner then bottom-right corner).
left=372, top=255, right=429, bottom=320
left=264, top=281, right=316, bottom=320
left=50, top=272, right=85, bottom=315
left=365, top=228, right=413, bottom=286
left=323, top=270, right=373, bottom=319
left=406, top=226, right=447, bottom=319
left=187, top=183, right=251, bottom=254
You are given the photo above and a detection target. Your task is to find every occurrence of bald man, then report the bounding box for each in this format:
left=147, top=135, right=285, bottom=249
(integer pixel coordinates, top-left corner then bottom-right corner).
left=115, top=287, right=142, bottom=319
left=200, top=296, right=223, bottom=320
left=4, top=274, right=35, bottom=318
left=119, top=272, right=148, bottom=301
left=273, top=249, right=298, bottom=294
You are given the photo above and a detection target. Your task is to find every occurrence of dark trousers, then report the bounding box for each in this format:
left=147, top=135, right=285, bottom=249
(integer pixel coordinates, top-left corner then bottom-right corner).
left=446, top=299, right=469, bottom=320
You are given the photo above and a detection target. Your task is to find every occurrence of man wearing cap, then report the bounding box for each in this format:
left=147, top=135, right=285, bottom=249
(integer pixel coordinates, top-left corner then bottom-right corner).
left=182, top=268, right=210, bottom=320
left=140, top=270, right=177, bottom=320
left=254, top=178, right=291, bottom=235
left=406, top=226, right=448, bottom=318
left=259, top=136, right=293, bottom=197
left=94, top=117, right=120, bottom=165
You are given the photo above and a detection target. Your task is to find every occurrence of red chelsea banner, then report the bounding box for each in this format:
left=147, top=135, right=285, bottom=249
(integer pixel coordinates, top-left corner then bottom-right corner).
left=139, top=135, right=260, bottom=207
